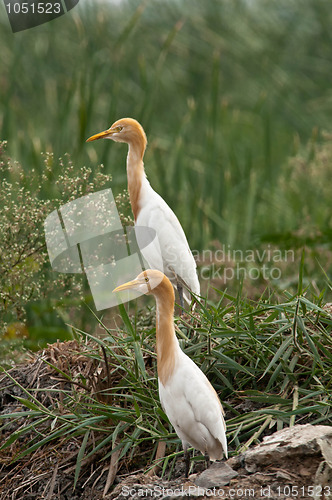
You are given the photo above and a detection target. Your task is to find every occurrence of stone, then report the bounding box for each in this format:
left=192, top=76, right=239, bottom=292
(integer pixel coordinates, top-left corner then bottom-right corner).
left=242, top=424, right=332, bottom=473
left=194, top=462, right=238, bottom=488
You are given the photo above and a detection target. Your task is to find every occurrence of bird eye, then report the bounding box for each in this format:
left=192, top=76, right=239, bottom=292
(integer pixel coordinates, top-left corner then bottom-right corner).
left=115, top=126, right=123, bottom=132
left=144, top=277, right=149, bottom=282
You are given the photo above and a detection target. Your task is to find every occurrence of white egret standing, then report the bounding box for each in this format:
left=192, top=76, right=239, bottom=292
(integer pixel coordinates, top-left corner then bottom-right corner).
left=113, top=269, right=227, bottom=476
left=87, top=118, right=200, bottom=307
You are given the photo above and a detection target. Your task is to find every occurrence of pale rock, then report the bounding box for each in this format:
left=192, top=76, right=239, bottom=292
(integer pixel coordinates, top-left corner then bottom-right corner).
left=194, top=462, right=238, bottom=488
left=242, top=424, right=332, bottom=473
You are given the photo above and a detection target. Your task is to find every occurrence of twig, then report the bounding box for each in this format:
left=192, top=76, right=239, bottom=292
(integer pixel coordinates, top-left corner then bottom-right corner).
left=45, top=462, right=59, bottom=500
left=103, top=448, right=121, bottom=497
left=146, top=440, right=166, bottom=477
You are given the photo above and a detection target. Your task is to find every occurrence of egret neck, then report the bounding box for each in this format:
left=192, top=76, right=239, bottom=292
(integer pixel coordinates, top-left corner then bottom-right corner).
left=126, top=134, right=147, bottom=221
left=154, top=278, right=178, bottom=386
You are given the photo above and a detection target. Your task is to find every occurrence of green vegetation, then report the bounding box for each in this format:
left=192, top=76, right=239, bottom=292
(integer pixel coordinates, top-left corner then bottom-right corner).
left=1, top=0, right=332, bottom=250
left=1, top=0, right=331, bottom=344
left=0, top=144, right=130, bottom=356
left=0, top=0, right=331, bottom=485
left=0, top=284, right=331, bottom=489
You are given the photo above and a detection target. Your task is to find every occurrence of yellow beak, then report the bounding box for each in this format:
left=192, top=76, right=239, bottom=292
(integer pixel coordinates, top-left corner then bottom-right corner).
left=113, top=279, right=139, bottom=293
left=86, top=128, right=114, bottom=142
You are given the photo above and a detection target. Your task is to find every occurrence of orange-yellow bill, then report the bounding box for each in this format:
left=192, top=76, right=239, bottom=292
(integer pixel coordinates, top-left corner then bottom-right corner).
left=86, top=129, right=113, bottom=142
left=113, top=279, right=139, bottom=293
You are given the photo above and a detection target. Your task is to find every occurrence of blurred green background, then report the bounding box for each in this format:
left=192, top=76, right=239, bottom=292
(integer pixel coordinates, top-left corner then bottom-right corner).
left=0, top=0, right=331, bottom=353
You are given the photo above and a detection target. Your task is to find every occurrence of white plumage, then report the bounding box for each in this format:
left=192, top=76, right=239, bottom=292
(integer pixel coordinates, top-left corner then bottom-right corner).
left=136, top=174, right=200, bottom=300
left=87, top=118, right=200, bottom=305
left=159, top=349, right=228, bottom=462
left=113, top=269, right=227, bottom=476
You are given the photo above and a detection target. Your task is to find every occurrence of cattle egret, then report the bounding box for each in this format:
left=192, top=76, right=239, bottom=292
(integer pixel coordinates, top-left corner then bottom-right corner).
left=113, top=269, right=228, bottom=476
left=86, top=118, right=200, bottom=307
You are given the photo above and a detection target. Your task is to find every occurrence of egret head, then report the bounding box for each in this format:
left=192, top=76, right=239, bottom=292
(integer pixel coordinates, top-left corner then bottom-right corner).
left=113, top=269, right=165, bottom=296
left=86, top=117, right=147, bottom=151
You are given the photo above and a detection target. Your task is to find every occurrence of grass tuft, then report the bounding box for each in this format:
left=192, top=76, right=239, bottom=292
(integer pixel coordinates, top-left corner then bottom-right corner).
left=0, top=283, right=330, bottom=486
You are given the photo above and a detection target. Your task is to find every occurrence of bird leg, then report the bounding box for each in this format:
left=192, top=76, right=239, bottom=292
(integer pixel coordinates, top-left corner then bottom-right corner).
left=177, top=283, right=185, bottom=311
left=184, top=448, right=190, bottom=478
left=204, top=452, right=211, bottom=470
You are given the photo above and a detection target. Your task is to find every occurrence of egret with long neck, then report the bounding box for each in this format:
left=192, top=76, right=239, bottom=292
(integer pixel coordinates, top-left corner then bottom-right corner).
left=113, top=269, right=227, bottom=476
left=87, top=118, right=200, bottom=307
